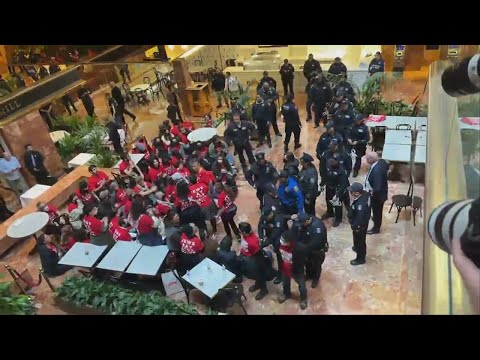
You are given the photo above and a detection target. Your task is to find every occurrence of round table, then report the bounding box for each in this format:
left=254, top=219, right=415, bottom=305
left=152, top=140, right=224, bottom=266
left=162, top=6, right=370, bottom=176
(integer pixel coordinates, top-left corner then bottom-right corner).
left=50, top=130, right=70, bottom=143
left=130, top=84, right=150, bottom=92
left=187, top=128, right=218, bottom=143
left=7, top=212, right=50, bottom=239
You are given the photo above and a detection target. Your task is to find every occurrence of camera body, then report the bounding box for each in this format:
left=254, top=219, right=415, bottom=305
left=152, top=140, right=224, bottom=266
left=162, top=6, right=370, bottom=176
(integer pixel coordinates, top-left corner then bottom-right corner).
left=441, top=53, right=480, bottom=97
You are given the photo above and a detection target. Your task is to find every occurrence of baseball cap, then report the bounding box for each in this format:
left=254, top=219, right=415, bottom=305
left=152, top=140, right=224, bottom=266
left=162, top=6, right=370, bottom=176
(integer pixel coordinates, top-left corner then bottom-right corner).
left=300, top=153, right=314, bottom=163
left=347, top=182, right=364, bottom=192
left=329, top=138, right=339, bottom=147
left=335, top=90, right=346, bottom=97
left=262, top=206, right=276, bottom=217
left=354, top=113, right=365, bottom=122
left=296, top=212, right=311, bottom=223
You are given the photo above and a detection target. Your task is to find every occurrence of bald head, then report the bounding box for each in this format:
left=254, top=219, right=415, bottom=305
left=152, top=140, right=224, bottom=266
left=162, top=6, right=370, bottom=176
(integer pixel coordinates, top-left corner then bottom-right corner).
left=366, top=152, right=379, bottom=164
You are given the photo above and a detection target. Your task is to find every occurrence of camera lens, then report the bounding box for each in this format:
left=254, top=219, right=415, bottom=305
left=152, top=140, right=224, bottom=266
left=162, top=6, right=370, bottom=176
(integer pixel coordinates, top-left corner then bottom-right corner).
left=441, top=54, right=480, bottom=97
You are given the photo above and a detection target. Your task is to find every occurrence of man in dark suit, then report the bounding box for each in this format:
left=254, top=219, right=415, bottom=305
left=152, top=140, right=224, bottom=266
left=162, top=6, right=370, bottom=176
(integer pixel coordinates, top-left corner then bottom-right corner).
left=23, top=144, right=50, bottom=184
left=364, top=152, right=388, bottom=234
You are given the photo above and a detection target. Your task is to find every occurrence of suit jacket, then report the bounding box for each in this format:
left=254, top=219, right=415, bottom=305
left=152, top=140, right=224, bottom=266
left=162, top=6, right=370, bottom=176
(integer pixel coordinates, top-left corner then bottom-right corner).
left=24, top=150, right=45, bottom=172
left=366, top=159, right=388, bottom=202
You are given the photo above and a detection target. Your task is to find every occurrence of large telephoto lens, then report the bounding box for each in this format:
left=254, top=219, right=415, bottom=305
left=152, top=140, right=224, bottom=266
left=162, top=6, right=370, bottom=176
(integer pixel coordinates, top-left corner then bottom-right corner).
left=441, top=54, right=480, bottom=97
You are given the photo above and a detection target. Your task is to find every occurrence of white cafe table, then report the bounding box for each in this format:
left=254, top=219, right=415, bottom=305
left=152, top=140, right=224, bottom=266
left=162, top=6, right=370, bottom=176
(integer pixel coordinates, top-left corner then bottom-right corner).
left=416, top=131, right=427, bottom=146
left=7, top=212, right=50, bottom=239
left=182, top=258, right=235, bottom=299
left=58, top=243, right=109, bottom=268
left=126, top=245, right=169, bottom=276
left=130, top=84, right=150, bottom=92
left=50, top=130, right=70, bottom=143
left=187, top=128, right=217, bottom=143
left=113, top=153, right=144, bottom=169
left=96, top=241, right=142, bottom=272
left=68, top=153, right=96, bottom=168
left=415, top=145, right=426, bottom=164
left=20, top=184, right=51, bottom=208
left=415, top=118, right=428, bottom=130
left=384, top=130, right=412, bottom=145
left=382, top=144, right=411, bottom=163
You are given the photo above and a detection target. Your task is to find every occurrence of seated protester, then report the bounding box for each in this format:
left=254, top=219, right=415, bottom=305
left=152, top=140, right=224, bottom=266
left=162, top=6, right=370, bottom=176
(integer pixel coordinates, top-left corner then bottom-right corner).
left=108, top=212, right=121, bottom=235
left=214, top=182, right=241, bottom=241
left=118, top=154, right=135, bottom=176
left=131, top=138, right=152, bottom=162
left=111, top=181, right=128, bottom=212
left=194, top=141, right=209, bottom=159
left=179, top=223, right=205, bottom=272
left=87, top=165, right=110, bottom=196
left=36, top=202, right=59, bottom=222
left=160, top=155, right=177, bottom=178
left=82, top=203, right=114, bottom=246
left=76, top=180, right=99, bottom=205
left=67, top=195, right=84, bottom=230
left=208, top=136, right=236, bottom=169
left=238, top=222, right=271, bottom=301
left=128, top=199, right=163, bottom=246
left=171, top=120, right=190, bottom=144
left=204, top=114, right=214, bottom=128
left=37, top=231, right=72, bottom=277
left=170, top=150, right=184, bottom=168
left=123, top=189, right=134, bottom=217
left=137, top=159, right=151, bottom=181
left=147, top=158, right=163, bottom=183
left=163, top=209, right=182, bottom=251
left=112, top=218, right=132, bottom=242
left=215, top=236, right=243, bottom=283
left=182, top=117, right=195, bottom=132
left=277, top=229, right=308, bottom=310
left=190, top=158, right=216, bottom=187
left=97, top=192, right=116, bottom=220
left=60, top=224, right=77, bottom=252
left=133, top=174, right=159, bottom=205
left=174, top=181, right=207, bottom=240
left=283, top=152, right=300, bottom=179
left=63, top=229, right=90, bottom=251
left=159, top=125, right=173, bottom=149
left=173, top=160, right=191, bottom=180
left=189, top=174, right=218, bottom=234
left=164, top=176, right=178, bottom=203
left=212, top=153, right=235, bottom=183
left=155, top=195, right=173, bottom=217
left=168, top=136, right=187, bottom=158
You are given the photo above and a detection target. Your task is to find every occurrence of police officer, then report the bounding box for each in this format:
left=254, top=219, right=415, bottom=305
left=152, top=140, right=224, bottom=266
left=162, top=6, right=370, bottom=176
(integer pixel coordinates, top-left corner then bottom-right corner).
left=258, top=206, right=289, bottom=284
left=347, top=114, right=370, bottom=177
left=281, top=94, right=302, bottom=152
left=291, top=212, right=328, bottom=288
left=230, top=101, right=249, bottom=121
left=258, top=82, right=281, bottom=136
left=328, top=57, right=348, bottom=75
left=320, top=158, right=350, bottom=227
left=316, top=122, right=344, bottom=161
left=277, top=170, right=304, bottom=215
left=252, top=95, right=272, bottom=148
left=283, top=152, right=300, bottom=179
left=303, top=53, right=322, bottom=81
left=247, top=153, right=279, bottom=209
left=77, top=85, right=96, bottom=118
left=262, top=182, right=283, bottom=213
left=347, top=182, right=371, bottom=265
left=368, top=52, right=385, bottom=77
left=299, top=153, right=319, bottom=216
left=333, top=73, right=356, bottom=103
left=224, top=112, right=256, bottom=170
left=256, top=71, right=277, bottom=90
left=333, top=99, right=355, bottom=142
left=279, top=59, right=295, bottom=96
left=320, top=138, right=352, bottom=177
left=309, top=74, right=333, bottom=128
left=326, top=90, right=345, bottom=119
left=305, top=76, right=316, bottom=122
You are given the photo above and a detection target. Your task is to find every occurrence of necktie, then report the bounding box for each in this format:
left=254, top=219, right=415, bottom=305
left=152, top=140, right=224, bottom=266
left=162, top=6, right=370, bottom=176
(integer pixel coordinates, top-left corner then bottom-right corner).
left=31, top=154, right=37, bottom=168
left=365, top=166, right=372, bottom=187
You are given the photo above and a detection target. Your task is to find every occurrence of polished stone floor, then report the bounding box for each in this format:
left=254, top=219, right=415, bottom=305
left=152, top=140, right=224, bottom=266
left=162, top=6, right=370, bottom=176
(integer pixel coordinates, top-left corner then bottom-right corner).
left=0, top=81, right=425, bottom=315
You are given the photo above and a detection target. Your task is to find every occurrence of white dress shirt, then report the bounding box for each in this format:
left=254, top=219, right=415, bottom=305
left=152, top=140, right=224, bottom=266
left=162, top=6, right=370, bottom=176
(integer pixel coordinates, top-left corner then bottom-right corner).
left=364, top=161, right=378, bottom=192
left=225, top=76, right=240, bottom=92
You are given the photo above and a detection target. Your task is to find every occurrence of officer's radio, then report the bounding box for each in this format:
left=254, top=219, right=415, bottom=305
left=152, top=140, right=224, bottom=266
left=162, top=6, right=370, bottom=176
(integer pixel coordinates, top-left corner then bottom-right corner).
left=393, top=45, right=406, bottom=72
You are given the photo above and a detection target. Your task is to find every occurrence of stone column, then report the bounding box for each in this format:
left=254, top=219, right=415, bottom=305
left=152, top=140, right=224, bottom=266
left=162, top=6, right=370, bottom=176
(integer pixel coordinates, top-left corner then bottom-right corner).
left=172, top=58, right=193, bottom=115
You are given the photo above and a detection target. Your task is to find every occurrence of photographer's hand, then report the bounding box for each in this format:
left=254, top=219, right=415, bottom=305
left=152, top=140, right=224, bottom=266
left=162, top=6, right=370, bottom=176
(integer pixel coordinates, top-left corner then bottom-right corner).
left=452, top=237, right=480, bottom=313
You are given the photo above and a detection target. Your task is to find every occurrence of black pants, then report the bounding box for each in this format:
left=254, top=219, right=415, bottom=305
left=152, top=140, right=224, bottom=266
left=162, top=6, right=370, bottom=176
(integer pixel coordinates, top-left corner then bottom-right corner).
left=371, top=195, right=386, bottom=230
left=61, top=95, right=78, bottom=115
left=282, top=78, right=294, bottom=96
left=120, top=70, right=131, bottom=83
left=257, top=122, right=271, bottom=145
left=221, top=209, right=240, bottom=238
left=118, top=103, right=136, bottom=120
left=283, top=273, right=307, bottom=300
left=234, top=142, right=255, bottom=167
left=353, top=228, right=367, bottom=261
left=284, top=126, right=300, bottom=150
left=325, top=187, right=350, bottom=221
left=269, top=108, right=280, bottom=135
left=112, top=141, right=124, bottom=155
left=31, top=169, right=49, bottom=185
left=303, top=193, right=318, bottom=216
left=256, top=188, right=265, bottom=209
left=305, top=250, right=325, bottom=283
left=353, top=146, right=366, bottom=171
left=306, top=98, right=313, bottom=119
left=313, top=105, right=327, bottom=126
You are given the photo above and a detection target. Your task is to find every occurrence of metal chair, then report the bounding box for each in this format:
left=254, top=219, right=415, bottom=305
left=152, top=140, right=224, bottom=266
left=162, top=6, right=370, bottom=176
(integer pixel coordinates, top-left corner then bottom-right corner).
left=122, top=82, right=134, bottom=106
left=134, top=89, right=150, bottom=106
left=143, top=76, right=160, bottom=102
left=216, top=283, right=248, bottom=315
left=388, top=178, right=422, bottom=225
left=396, top=124, right=412, bottom=130
left=412, top=196, right=423, bottom=226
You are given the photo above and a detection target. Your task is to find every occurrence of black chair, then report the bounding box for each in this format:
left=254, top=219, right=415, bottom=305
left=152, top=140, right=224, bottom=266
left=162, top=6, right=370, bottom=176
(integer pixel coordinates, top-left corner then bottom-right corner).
left=370, top=126, right=387, bottom=152
left=122, top=83, right=134, bottom=106
left=134, top=89, right=149, bottom=106
left=412, top=196, right=423, bottom=226
left=216, top=283, right=248, bottom=315
left=388, top=179, right=423, bottom=225
left=143, top=76, right=160, bottom=101
left=396, top=124, right=412, bottom=130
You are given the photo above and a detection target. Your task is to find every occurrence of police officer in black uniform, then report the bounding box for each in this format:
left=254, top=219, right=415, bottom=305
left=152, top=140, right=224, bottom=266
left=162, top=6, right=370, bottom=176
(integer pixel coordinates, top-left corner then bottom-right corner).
left=326, top=90, right=345, bottom=119
left=320, top=138, right=352, bottom=177
left=328, top=57, right=348, bottom=75
left=347, top=182, right=371, bottom=265
left=281, top=94, right=302, bottom=153
left=320, top=158, right=350, bottom=227
left=305, top=76, right=316, bottom=122
left=333, top=73, right=356, bottom=103
left=246, top=153, right=279, bottom=209
left=258, top=206, right=289, bottom=284
left=258, top=82, right=281, bottom=137
left=262, top=183, right=283, bottom=213
left=316, top=122, right=345, bottom=161
left=252, top=95, right=272, bottom=148
left=333, top=99, right=355, bottom=143
left=303, top=54, right=322, bottom=81
left=279, top=59, right=295, bottom=96
left=77, top=85, right=96, bottom=118
left=256, top=71, right=277, bottom=90
left=224, top=112, right=256, bottom=170
left=308, top=74, right=333, bottom=128
left=230, top=101, right=249, bottom=121
left=346, top=113, right=369, bottom=177
left=299, top=153, right=319, bottom=216
left=368, top=52, right=385, bottom=77
left=291, top=212, right=328, bottom=288
left=283, top=152, right=300, bottom=179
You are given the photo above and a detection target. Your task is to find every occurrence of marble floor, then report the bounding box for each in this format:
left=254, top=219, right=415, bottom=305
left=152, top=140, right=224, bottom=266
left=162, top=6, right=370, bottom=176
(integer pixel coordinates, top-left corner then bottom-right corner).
left=0, top=83, right=425, bottom=315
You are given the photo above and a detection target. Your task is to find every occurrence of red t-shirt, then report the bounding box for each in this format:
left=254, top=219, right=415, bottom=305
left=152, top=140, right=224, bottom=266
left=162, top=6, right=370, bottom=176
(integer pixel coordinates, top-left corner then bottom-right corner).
left=174, top=197, right=196, bottom=212
left=174, top=167, right=190, bottom=179
left=240, top=233, right=261, bottom=257
left=137, top=214, right=155, bottom=234
left=189, top=183, right=212, bottom=207
left=75, top=189, right=95, bottom=204
left=119, top=160, right=130, bottom=175
left=82, top=239, right=90, bottom=244
left=148, top=167, right=162, bottom=183
left=198, top=146, right=209, bottom=158
left=134, top=181, right=153, bottom=194
left=156, top=202, right=172, bottom=216
left=88, top=171, right=109, bottom=192
left=115, top=188, right=128, bottom=208
left=113, top=226, right=132, bottom=242
left=83, top=215, right=104, bottom=237
left=63, top=237, right=77, bottom=251
left=180, top=233, right=204, bottom=254
left=124, top=200, right=132, bottom=216
left=67, top=202, right=78, bottom=213
left=165, top=184, right=176, bottom=202
left=197, top=169, right=215, bottom=186
left=163, top=164, right=176, bottom=177
left=108, top=216, right=120, bottom=235
left=183, top=121, right=195, bottom=131
left=218, top=191, right=234, bottom=212
left=44, top=205, right=59, bottom=222
left=280, top=244, right=294, bottom=278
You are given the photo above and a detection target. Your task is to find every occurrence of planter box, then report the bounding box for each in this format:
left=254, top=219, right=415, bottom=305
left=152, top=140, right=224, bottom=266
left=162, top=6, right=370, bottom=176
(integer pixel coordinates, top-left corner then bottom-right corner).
left=54, top=296, right=109, bottom=315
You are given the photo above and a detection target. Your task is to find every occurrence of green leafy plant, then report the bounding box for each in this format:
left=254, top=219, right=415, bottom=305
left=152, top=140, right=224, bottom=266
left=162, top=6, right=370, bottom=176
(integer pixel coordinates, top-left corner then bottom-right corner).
left=56, top=276, right=201, bottom=315
left=57, top=134, right=82, bottom=161
left=89, top=150, right=119, bottom=168
left=0, top=274, right=36, bottom=315
left=353, top=75, right=383, bottom=115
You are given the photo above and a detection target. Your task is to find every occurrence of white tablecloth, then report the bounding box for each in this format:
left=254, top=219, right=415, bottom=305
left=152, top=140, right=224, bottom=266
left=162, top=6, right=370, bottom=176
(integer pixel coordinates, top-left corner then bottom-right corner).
left=96, top=241, right=143, bottom=272
left=366, top=116, right=417, bottom=129
left=68, top=153, right=96, bottom=168
left=416, top=131, right=427, bottom=146
left=415, top=145, right=426, bottom=164
left=382, top=144, right=411, bottom=162
left=125, top=245, right=169, bottom=276
left=7, top=212, right=50, bottom=239
left=20, top=184, right=51, bottom=208
left=59, top=243, right=109, bottom=268
left=384, top=130, right=412, bottom=145
left=113, top=153, right=144, bottom=169
left=130, top=84, right=150, bottom=92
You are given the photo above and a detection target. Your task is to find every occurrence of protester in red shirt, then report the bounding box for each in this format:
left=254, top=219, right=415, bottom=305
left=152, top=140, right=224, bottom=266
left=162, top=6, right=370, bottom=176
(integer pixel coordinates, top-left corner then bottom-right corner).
left=171, top=121, right=190, bottom=144
left=191, top=159, right=215, bottom=186
left=174, top=161, right=190, bottom=180
left=204, top=114, right=214, bottom=128
left=111, top=181, right=128, bottom=211
left=215, top=182, right=240, bottom=240
left=175, top=181, right=207, bottom=240
left=66, top=194, right=79, bottom=213
left=82, top=203, right=114, bottom=246
left=212, top=153, right=235, bottom=184
left=36, top=202, right=59, bottom=222
left=119, top=154, right=134, bottom=176
left=76, top=180, right=99, bottom=205
left=147, top=158, right=163, bottom=183
left=87, top=165, right=110, bottom=194
left=179, top=224, right=204, bottom=271
left=277, top=230, right=308, bottom=310
left=182, top=118, right=195, bottom=132
left=238, top=222, right=270, bottom=301
left=128, top=199, right=163, bottom=246
left=108, top=215, right=120, bottom=235
left=113, top=218, right=132, bottom=242
left=189, top=175, right=217, bottom=234
left=164, top=177, right=177, bottom=203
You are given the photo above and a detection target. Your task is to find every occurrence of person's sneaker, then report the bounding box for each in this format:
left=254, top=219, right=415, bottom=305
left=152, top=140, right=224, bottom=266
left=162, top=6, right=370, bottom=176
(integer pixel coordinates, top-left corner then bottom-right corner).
left=352, top=170, right=359, bottom=178
left=273, top=276, right=282, bottom=285
left=332, top=220, right=341, bottom=227
left=311, top=279, right=319, bottom=288
left=350, top=259, right=366, bottom=266
left=268, top=142, right=272, bottom=148
left=321, top=213, right=334, bottom=220
left=255, top=288, right=268, bottom=301
left=249, top=284, right=260, bottom=293
left=300, top=300, right=308, bottom=310
left=277, top=293, right=290, bottom=304
left=294, top=143, right=302, bottom=149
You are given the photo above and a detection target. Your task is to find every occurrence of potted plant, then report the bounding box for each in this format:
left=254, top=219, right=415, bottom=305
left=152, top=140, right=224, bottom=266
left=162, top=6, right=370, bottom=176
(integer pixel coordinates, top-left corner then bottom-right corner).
left=0, top=274, right=36, bottom=315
